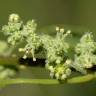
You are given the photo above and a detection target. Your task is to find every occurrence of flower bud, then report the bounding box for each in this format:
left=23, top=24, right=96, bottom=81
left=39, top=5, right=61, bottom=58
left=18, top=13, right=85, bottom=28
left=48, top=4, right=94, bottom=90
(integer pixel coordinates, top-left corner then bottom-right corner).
left=67, top=30, right=71, bottom=34
left=56, top=27, right=59, bottom=31
left=48, top=66, right=54, bottom=72
left=9, top=14, right=20, bottom=23
left=23, top=55, right=27, bottom=59
left=65, top=59, right=72, bottom=65
left=56, top=59, right=61, bottom=64
left=84, top=63, right=93, bottom=68
left=55, top=73, right=59, bottom=79
left=61, top=74, right=67, bottom=80
left=18, top=48, right=24, bottom=52
left=60, top=28, right=64, bottom=33
left=33, top=57, right=36, bottom=61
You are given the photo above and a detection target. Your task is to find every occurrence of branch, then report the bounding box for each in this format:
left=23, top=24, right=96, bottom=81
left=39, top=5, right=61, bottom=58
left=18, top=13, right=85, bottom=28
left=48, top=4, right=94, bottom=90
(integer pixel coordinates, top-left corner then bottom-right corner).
left=0, top=73, right=95, bottom=88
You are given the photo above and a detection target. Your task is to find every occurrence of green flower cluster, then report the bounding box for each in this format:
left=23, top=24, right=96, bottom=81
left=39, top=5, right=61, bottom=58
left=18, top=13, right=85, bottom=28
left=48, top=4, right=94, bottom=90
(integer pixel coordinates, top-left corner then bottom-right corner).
left=43, top=27, right=72, bottom=80
left=42, top=30, right=70, bottom=63
left=46, top=59, right=72, bottom=80
left=2, top=14, right=23, bottom=45
left=2, top=14, right=96, bottom=81
left=73, top=33, right=96, bottom=74
left=2, top=14, right=42, bottom=61
left=19, top=20, right=42, bottom=61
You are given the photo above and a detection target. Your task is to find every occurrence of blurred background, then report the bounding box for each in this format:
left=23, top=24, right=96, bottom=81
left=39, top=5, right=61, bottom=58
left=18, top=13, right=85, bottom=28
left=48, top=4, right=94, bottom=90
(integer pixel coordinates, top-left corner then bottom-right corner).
left=0, top=0, right=96, bottom=30
left=0, top=0, right=96, bottom=96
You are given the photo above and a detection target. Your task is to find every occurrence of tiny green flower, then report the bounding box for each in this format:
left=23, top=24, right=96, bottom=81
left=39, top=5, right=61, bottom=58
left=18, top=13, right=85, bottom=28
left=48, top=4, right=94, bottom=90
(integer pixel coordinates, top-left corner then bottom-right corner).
left=61, top=74, right=67, bottom=80
left=23, top=55, right=27, bottom=59
left=9, top=13, right=20, bottom=23
left=55, top=73, right=59, bottom=79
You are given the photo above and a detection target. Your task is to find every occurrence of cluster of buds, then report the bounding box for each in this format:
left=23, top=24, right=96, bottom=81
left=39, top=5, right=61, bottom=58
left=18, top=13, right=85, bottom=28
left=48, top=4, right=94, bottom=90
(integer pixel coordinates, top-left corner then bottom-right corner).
left=21, top=20, right=42, bottom=61
left=56, top=27, right=71, bottom=38
left=42, top=27, right=72, bottom=80
left=74, top=33, right=96, bottom=69
left=2, top=14, right=41, bottom=61
left=19, top=46, right=36, bottom=61
left=42, top=27, right=71, bottom=65
left=2, top=14, right=23, bottom=45
left=46, top=59, right=72, bottom=80
left=47, top=64, right=71, bottom=80
left=9, top=14, right=20, bottom=23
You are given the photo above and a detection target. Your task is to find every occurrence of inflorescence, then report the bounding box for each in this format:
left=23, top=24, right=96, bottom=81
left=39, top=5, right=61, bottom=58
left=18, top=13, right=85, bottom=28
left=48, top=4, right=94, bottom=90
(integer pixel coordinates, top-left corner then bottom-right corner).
left=2, top=14, right=96, bottom=80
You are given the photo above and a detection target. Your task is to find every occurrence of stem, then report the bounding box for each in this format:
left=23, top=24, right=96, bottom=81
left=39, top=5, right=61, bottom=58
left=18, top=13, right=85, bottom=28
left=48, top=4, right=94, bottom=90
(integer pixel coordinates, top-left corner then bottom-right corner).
left=0, top=73, right=95, bottom=87
left=67, top=73, right=95, bottom=84
left=0, top=79, right=60, bottom=86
